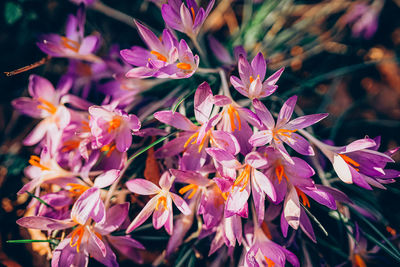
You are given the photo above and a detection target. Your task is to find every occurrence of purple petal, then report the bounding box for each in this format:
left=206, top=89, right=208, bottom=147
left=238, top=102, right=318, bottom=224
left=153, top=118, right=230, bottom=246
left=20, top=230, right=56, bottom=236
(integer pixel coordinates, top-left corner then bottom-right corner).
left=17, top=216, right=74, bottom=230
left=120, top=47, right=151, bottom=66
left=96, top=203, right=129, bottom=235
left=251, top=52, right=266, bottom=81
left=154, top=111, right=198, bottom=131
left=194, top=82, right=214, bottom=124
left=280, top=133, right=315, bottom=156
left=206, top=148, right=241, bottom=169
left=245, top=152, right=268, bottom=169
left=78, top=35, right=100, bottom=55
left=252, top=99, right=275, bottom=129
left=170, top=193, right=191, bottom=215
left=277, top=95, right=297, bottom=127
left=249, top=130, right=273, bottom=147
left=93, top=169, right=120, bottom=188
left=253, top=169, right=276, bottom=202
left=126, top=179, right=160, bottom=195
left=28, top=75, right=55, bottom=99
left=135, top=21, right=163, bottom=52
left=126, top=196, right=157, bottom=233
left=286, top=113, right=329, bottom=130
left=71, top=187, right=105, bottom=225
left=115, top=127, right=132, bottom=152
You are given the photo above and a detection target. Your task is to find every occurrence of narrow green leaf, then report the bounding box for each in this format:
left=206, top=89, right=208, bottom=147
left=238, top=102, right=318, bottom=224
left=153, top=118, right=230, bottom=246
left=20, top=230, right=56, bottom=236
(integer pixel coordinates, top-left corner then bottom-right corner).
left=7, top=239, right=57, bottom=245
left=362, top=231, right=400, bottom=263
left=173, top=87, right=197, bottom=112
left=175, top=247, right=193, bottom=267
left=300, top=203, right=328, bottom=236
left=5, top=2, right=23, bottom=25
left=25, top=191, right=52, bottom=208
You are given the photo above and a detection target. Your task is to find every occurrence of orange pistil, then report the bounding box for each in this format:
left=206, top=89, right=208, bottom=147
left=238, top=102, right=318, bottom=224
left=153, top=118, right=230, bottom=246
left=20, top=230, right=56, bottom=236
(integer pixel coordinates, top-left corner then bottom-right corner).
left=70, top=225, right=85, bottom=252
left=108, top=117, right=121, bottom=133
left=386, top=226, right=397, bottom=236
left=61, top=36, right=80, bottom=53
left=179, top=184, right=199, bottom=199
left=261, top=221, right=273, bottom=239
left=61, top=140, right=81, bottom=152
left=275, top=164, right=289, bottom=184
left=233, top=165, right=251, bottom=192
left=354, top=254, right=366, bottom=267
left=295, top=187, right=310, bottom=208
left=264, top=256, right=275, bottom=267
left=67, top=183, right=90, bottom=197
left=37, top=97, right=57, bottom=114
left=272, top=128, right=298, bottom=141
left=150, top=50, right=167, bottom=62
left=227, top=105, right=242, bottom=132
left=29, top=155, right=50, bottom=171
left=155, top=196, right=168, bottom=211
left=190, top=7, right=196, bottom=23
left=339, top=154, right=360, bottom=171
left=101, top=143, right=116, bottom=157
left=176, top=62, right=192, bottom=70
left=249, top=74, right=259, bottom=84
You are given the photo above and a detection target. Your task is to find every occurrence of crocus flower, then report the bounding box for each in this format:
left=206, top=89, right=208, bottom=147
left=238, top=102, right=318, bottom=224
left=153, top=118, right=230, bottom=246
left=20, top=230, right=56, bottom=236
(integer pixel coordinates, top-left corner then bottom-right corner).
left=344, top=3, right=380, bottom=39
left=154, top=82, right=239, bottom=170
left=126, top=171, right=191, bottom=234
left=12, top=75, right=72, bottom=146
left=250, top=97, right=328, bottom=163
left=230, top=53, right=284, bottom=100
left=161, top=0, right=215, bottom=39
left=207, top=148, right=276, bottom=222
left=244, top=222, right=299, bottom=267
left=301, top=131, right=400, bottom=189
left=37, top=6, right=101, bottom=62
left=89, top=103, right=141, bottom=152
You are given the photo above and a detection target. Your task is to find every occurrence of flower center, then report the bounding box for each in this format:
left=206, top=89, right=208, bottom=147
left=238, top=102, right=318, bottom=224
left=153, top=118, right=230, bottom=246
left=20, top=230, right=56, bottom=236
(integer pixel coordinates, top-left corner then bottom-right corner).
left=155, top=196, right=168, bottom=211
left=61, top=140, right=81, bottom=152
left=339, top=154, right=360, bottom=171
left=67, top=183, right=90, bottom=197
left=227, top=104, right=242, bottom=132
left=101, top=143, right=116, bottom=157
left=29, top=155, right=50, bottom=171
left=81, top=120, right=91, bottom=132
left=249, top=74, right=259, bottom=84
left=150, top=50, right=167, bottom=62
left=37, top=97, right=57, bottom=114
left=233, top=165, right=251, bottom=192
left=295, top=187, right=310, bottom=208
left=274, top=164, right=289, bottom=184
left=176, top=62, right=192, bottom=70
left=272, top=128, right=298, bottom=141
left=184, top=130, right=212, bottom=153
left=61, top=36, right=80, bottom=53
left=70, top=224, right=85, bottom=252
left=179, top=184, right=199, bottom=199
left=264, top=256, right=275, bottom=267
left=108, top=117, right=121, bottom=133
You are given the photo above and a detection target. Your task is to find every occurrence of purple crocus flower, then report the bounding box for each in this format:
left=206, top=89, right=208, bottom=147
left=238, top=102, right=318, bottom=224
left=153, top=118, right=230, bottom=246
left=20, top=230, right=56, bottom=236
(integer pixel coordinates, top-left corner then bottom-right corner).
left=12, top=75, right=73, bottom=146
left=250, top=97, right=328, bottom=163
left=206, top=148, right=276, bottom=222
left=37, top=6, right=101, bottom=62
left=344, top=3, right=380, bottom=40
left=161, top=0, right=215, bottom=39
left=301, top=131, right=400, bottom=189
left=125, top=171, right=191, bottom=234
left=244, top=222, right=299, bottom=267
left=89, top=103, right=141, bottom=153
left=230, top=53, right=284, bottom=100
left=154, top=82, right=240, bottom=170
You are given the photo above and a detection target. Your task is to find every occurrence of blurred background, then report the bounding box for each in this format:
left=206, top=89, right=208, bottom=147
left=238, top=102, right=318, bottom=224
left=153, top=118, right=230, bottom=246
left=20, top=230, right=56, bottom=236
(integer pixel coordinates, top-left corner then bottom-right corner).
left=1, top=0, right=400, bottom=266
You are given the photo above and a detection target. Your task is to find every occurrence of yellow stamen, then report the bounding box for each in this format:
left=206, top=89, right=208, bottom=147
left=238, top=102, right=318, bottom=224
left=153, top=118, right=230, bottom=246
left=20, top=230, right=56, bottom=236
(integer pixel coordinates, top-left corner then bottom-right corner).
left=70, top=225, right=85, bottom=252
left=354, top=254, right=366, bottom=267
left=108, top=117, right=121, bottom=133
left=274, top=164, right=289, bottom=184
left=233, top=165, right=251, bottom=192
left=61, top=140, right=80, bottom=152
left=155, top=196, right=168, bottom=211
left=184, top=132, right=199, bottom=148
left=339, top=154, right=360, bottom=171
left=61, top=36, right=80, bottom=53
left=179, top=184, right=199, bottom=199
left=29, top=155, right=50, bottom=171
left=184, top=130, right=212, bottom=153
left=176, top=62, right=192, bottom=70
left=227, top=105, right=242, bottom=132
left=190, top=7, right=196, bottom=23
left=264, top=256, right=275, bottom=267
left=249, top=76, right=254, bottom=83
left=295, top=187, right=310, bottom=208
left=37, top=97, right=57, bottom=114
left=67, top=183, right=90, bottom=197
left=272, top=128, right=298, bottom=142
left=150, top=50, right=167, bottom=62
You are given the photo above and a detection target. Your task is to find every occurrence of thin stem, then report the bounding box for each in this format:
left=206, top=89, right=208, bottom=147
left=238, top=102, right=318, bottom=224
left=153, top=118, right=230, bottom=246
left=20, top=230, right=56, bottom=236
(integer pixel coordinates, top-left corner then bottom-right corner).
left=91, top=1, right=135, bottom=28
left=196, top=67, right=220, bottom=73
left=190, top=36, right=208, bottom=65
left=219, top=69, right=232, bottom=99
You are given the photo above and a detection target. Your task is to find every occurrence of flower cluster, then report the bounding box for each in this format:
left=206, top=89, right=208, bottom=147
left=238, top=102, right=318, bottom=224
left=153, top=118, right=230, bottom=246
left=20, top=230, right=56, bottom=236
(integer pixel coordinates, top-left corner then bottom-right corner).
left=10, top=1, right=399, bottom=267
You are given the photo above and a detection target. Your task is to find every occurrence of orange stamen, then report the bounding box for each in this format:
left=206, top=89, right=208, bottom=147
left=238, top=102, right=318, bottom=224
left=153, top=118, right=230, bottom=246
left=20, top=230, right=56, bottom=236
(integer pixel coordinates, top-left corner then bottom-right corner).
left=233, top=165, right=251, bottom=192
left=274, top=164, right=289, bottom=184
left=155, top=196, right=168, bottom=211
left=61, top=140, right=80, bottom=152
left=386, top=226, right=397, bottom=236
left=273, top=128, right=298, bottom=141
left=190, top=7, right=196, bottom=23
left=67, top=183, right=90, bottom=197
left=81, top=120, right=91, bottom=132
left=249, top=76, right=254, bottom=83
left=227, top=105, right=242, bottom=132
left=70, top=225, right=85, bottom=252
left=261, top=222, right=273, bottom=239
left=295, top=187, right=310, bottom=208
left=179, top=184, right=198, bottom=199
left=29, top=155, right=50, bottom=171
left=37, top=97, right=57, bottom=114
left=61, top=36, right=80, bottom=53
left=184, top=132, right=199, bottom=148
left=150, top=50, right=167, bottom=62
left=339, top=154, right=360, bottom=171
left=264, top=256, right=275, bottom=267
left=176, top=62, right=192, bottom=70
left=354, top=254, right=366, bottom=267
left=108, top=117, right=121, bottom=133
left=101, top=143, right=116, bottom=157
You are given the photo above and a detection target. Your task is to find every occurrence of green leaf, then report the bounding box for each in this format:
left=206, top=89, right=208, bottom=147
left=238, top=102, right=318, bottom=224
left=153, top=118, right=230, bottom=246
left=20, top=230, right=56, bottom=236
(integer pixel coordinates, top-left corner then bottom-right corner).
left=5, top=2, right=23, bottom=25
left=7, top=239, right=58, bottom=245
left=25, top=191, right=52, bottom=208
left=300, top=203, right=328, bottom=236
